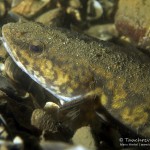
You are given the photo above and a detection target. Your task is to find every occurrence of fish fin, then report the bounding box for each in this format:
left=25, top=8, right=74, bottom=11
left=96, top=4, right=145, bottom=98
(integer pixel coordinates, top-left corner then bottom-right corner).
left=58, top=95, right=99, bottom=130
left=58, top=98, right=85, bottom=121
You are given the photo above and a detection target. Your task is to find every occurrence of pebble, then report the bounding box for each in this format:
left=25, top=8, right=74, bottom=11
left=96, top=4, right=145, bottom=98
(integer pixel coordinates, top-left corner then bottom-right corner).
left=72, top=126, right=97, bottom=150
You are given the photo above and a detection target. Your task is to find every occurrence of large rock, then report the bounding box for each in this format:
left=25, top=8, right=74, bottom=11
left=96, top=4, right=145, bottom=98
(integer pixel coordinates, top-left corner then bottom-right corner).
left=115, top=0, right=150, bottom=51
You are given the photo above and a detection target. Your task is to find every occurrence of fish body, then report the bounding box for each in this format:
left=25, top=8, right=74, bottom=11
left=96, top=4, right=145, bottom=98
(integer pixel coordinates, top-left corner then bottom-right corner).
left=2, top=22, right=150, bottom=137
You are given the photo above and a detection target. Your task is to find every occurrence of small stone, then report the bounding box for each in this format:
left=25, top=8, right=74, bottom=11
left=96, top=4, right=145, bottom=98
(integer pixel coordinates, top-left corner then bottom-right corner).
left=72, top=126, right=97, bottom=150
left=44, top=102, right=59, bottom=110
left=0, top=63, right=5, bottom=72
left=13, top=136, right=23, bottom=144
left=11, top=0, right=22, bottom=7
left=35, top=8, right=65, bottom=26
left=11, top=0, right=51, bottom=18
left=0, top=42, right=7, bottom=60
left=87, top=0, right=103, bottom=21
left=0, top=126, right=8, bottom=139
left=85, top=24, right=118, bottom=41
left=0, top=0, right=6, bottom=19
left=40, top=141, right=89, bottom=150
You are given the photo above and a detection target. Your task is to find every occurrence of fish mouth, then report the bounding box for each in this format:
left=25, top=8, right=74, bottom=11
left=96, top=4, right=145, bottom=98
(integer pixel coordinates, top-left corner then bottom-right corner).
left=2, top=31, right=28, bottom=73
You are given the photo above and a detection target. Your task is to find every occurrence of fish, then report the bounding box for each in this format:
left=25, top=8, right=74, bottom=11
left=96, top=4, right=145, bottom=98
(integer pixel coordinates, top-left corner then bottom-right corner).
left=2, top=22, right=150, bottom=137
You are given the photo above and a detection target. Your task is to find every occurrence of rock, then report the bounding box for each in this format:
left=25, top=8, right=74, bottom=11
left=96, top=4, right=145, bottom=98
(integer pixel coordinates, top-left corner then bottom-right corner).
left=0, top=0, right=6, bottom=19
left=115, top=0, right=150, bottom=51
left=11, top=0, right=51, bottom=18
left=84, top=23, right=118, bottom=41
left=35, top=8, right=66, bottom=26
left=40, top=141, right=89, bottom=150
left=72, top=126, right=97, bottom=150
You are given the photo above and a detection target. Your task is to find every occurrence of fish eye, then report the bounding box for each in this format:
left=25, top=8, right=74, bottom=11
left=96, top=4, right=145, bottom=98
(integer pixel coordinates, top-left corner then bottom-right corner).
left=29, top=40, right=44, bottom=54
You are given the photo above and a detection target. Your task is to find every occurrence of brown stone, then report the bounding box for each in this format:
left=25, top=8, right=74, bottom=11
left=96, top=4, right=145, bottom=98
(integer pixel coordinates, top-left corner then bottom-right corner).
left=115, top=0, right=150, bottom=51
left=11, top=0, right=51, bottom=18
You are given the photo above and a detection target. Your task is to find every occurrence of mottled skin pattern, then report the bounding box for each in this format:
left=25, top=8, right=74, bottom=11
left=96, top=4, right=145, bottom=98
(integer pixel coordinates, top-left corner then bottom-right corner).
left=2, top=22, right=150, bottom=137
